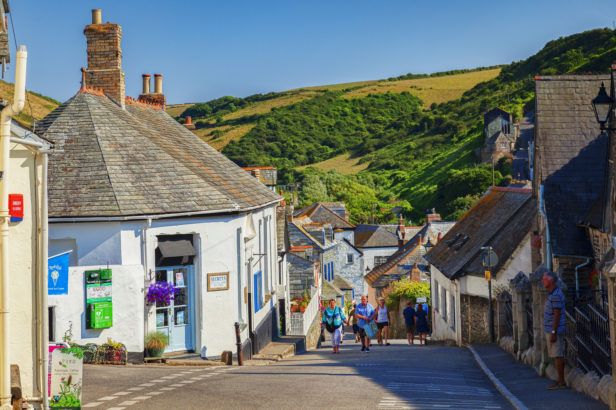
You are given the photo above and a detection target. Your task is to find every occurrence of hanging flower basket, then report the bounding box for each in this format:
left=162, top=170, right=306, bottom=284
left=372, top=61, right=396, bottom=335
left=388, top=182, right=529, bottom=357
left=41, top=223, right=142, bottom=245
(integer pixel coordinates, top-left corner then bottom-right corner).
left=146, top=282, right=178, bottom=305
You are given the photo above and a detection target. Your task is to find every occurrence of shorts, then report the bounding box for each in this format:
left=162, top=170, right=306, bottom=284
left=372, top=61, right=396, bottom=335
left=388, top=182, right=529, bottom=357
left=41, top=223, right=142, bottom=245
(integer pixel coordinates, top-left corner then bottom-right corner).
left=352, top=324, right=360, bottom=333
left=406, top=325, right=415, bottom=334
left=359, top=327, right=367, bottom=338
left=377, top=322, right=389, bottom=330
left=546, top=333, right=565, bottom=358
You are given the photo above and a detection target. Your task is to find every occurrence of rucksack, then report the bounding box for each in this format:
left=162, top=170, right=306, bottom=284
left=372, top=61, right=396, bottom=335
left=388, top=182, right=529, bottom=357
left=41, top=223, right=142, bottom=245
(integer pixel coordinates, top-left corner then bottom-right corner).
left=325, top=307, right=341, bottom=333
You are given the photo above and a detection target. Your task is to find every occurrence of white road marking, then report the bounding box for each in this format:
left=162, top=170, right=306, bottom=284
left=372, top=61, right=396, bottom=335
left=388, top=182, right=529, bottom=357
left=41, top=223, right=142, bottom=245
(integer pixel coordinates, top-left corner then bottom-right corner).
left=131, top=396, right=151, bottom=401
left=118, top=401, right=137, bottom=406
left=150, top=379, right=165, bottom=383
left=145, top=391, right=163, bottom=396
left=127, top=387, right=143, bottom=391
left=113, top=391, right=130, bottom=396
left=97, top=396, right=117, bottom=401
left=81, top=403, right=102, bottom=408
left=170, top=383, right=184, bottom=387
left=139, top=382, right=155, bottom=387
left=159, top=387, right=175, bottom=391
left=106, top=407, right=126, bottom=410
left=179, top=380, right=195, bottom=384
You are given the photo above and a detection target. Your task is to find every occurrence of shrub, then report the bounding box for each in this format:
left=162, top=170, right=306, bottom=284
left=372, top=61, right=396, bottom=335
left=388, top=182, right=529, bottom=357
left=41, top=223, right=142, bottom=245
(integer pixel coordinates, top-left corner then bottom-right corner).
left=384, top=279, right=430, bottom=309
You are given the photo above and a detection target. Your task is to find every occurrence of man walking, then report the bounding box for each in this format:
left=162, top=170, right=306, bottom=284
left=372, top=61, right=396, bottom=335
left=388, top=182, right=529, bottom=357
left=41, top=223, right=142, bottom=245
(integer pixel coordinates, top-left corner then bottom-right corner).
left=355, top=295, right=375, bottom=352
left=543, top=270, right=566, bottom=389
left=403, top=300, right=416, bottom=345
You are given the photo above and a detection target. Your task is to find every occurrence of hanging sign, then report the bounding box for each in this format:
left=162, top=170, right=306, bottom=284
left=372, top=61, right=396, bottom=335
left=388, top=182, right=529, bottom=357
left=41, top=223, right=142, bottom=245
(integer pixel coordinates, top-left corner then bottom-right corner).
left=49, top=346, right=83, bottom=409
left=48, top=252, right=71, bottom=295
left=207, top=272, right=230, bottom=291
left=8, top=193, right=23, bottom=222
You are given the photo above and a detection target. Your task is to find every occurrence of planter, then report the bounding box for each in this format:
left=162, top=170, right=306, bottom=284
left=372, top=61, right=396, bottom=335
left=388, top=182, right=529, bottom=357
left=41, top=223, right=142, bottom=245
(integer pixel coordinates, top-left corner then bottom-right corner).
left=146, top=348, right=165, bottom=358
left=300, top=305, right=306, bottom=313
left=290, top=305, right=299, bottom=313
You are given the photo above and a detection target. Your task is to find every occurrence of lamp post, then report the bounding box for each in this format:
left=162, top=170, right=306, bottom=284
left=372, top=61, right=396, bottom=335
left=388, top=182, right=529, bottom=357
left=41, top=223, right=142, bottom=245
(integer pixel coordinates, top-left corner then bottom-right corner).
left=481, top=246, right=498, bottom=343
left=592, top=65, right=616, bottom=236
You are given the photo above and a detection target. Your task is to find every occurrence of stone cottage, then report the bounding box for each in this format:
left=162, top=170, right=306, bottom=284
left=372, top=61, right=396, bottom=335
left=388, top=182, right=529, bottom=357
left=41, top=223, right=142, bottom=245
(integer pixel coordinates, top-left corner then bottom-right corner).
left=481, top=107, right=517, bottom=163
left=425, top=187, right=535, bottom=345
left=44, top=9, right=282, bottom=361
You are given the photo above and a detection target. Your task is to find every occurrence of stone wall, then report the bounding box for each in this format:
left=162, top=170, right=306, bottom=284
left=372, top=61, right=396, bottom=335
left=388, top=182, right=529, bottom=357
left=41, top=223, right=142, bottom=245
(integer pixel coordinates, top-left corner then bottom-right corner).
left=460, top=294, right=490, bottom=344
left=334, top=239, right=364, bottom=300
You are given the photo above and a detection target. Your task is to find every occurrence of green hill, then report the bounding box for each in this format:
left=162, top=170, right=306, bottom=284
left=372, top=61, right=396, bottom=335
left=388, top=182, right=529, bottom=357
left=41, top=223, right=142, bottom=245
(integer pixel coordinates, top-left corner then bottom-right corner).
left=170, top=28, right=616, bottom=223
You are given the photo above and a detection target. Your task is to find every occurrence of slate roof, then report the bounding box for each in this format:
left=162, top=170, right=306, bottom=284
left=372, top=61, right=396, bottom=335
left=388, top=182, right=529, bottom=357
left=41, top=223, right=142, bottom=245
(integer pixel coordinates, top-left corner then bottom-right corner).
left=354, top=224, right=399, bottom=248
left=484, top=107, right=511, bottom=124
left=424, top=187, right=535, bottom=279
left=333, top=275, right=354, bottom=290
left=535, top=75, right=608, bottom=257
left=38, top=91, right=280, bottom=218
left=293, top=203, right=355, bottom=230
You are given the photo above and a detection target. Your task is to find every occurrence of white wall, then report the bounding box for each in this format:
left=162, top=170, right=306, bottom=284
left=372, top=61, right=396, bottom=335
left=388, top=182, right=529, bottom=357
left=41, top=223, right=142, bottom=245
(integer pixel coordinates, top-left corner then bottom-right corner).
left=49, top=203, right=280, bottom=357
left=430, top=266, right=460, bottom=343
left=7, top=142, right=44, bottom=399
left=359, top=246, right=399, bottom=270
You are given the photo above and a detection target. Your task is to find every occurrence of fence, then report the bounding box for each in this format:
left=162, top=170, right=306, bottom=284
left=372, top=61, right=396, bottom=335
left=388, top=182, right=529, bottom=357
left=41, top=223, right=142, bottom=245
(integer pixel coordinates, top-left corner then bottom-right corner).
left=288, top=287, right=319, bottom=336
left=565, top=290, right=611, bottom=377
left=524, top=294, right=534, bottom=347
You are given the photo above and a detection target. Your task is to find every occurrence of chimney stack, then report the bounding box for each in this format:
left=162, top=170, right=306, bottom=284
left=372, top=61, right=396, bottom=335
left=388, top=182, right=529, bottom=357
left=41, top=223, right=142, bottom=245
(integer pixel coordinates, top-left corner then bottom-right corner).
left=154, top=74, right=163, bottom=94
left=184, top=115, right=196, bottom=130
left=426, top=208, right=442, bottom=224
left=397, top=214, right=406, bottom=250
left=141, top=74, right=151, bottom=94
left=83, top=9, right=126, bottom=107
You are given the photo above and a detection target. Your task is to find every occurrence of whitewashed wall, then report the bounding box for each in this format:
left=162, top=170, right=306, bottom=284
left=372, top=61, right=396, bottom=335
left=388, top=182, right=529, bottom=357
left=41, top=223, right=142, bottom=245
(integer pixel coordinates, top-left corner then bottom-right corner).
left=430, top=266, right=460, bottom=343
left=334, top=239, right=364, bottom=300
left=359, top=246, right=399, bottom=270
left=49, top=204, right=279, bottom=357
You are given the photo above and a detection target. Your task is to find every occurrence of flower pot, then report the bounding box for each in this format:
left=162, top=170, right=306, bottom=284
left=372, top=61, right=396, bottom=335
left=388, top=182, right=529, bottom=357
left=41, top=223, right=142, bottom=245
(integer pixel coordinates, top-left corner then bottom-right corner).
left=290, top=305, right=299, bottom=313
left=300, top=305, right=306, bottom=313
left=146, top=347, right=165, bottom=358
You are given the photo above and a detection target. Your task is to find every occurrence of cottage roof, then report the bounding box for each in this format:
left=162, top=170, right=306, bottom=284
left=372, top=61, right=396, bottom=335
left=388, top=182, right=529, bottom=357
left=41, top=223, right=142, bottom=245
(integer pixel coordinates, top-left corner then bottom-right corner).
left=37, top=91, right=280, bottom=219
left=535, top=75, right=608, bottom=257
left=322, top=279, right=344, bottom=300
left=424, top=187, right=535, bottom=279
left=354, top=224, right=399, bottom=248
left=332, top=275, right=354, bottom=290
left=484, top=107, right=511, bottom=124
left=293, top=203, right=355, bottom=230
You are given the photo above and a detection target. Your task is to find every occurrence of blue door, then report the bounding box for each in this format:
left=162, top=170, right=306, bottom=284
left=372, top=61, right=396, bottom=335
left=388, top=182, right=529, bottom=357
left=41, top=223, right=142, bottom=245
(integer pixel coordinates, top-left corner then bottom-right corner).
left=155, top=266, right=195, bottom=352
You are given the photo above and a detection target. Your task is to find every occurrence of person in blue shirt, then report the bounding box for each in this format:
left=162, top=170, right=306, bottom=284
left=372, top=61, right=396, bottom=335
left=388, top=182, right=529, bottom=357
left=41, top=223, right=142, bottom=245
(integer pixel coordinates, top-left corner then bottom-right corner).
left=322, top=299, right=348, bottom=354
left=542, top=270, right=566, bottom=389
left=355, top=294, right=375, bottom=352
left=402, top=300, right=416, bottom=345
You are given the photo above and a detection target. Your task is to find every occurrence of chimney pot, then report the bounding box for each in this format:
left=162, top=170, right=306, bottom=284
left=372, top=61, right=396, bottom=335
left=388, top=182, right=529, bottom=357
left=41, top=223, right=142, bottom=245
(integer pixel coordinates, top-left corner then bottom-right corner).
left=92, top=9, right=102, bottom=25
left=154, top=73, right=163, bottom=94
left=185, top=116, right=192, bottom=125
left=142, top=74, right=151, bottom=95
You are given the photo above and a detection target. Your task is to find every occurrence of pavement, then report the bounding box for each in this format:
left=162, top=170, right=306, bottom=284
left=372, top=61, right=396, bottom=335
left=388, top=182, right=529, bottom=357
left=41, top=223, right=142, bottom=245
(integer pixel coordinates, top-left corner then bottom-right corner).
left=471, top=344, right=607, bottom=410
left=81, top=334, right=512, bottom=409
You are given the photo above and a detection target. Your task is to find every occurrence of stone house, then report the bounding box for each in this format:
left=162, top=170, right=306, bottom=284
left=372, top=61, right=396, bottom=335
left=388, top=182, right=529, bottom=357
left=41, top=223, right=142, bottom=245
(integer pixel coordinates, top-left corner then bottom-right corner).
left=43, top=10, right=283, bottom=360
left=242, top=166, right=277, bottom=191
left=354, top=224, right=401, bottom=270
left=425, top=187, right=535, bottom=345
left=481, top=107, right=517, bottom=163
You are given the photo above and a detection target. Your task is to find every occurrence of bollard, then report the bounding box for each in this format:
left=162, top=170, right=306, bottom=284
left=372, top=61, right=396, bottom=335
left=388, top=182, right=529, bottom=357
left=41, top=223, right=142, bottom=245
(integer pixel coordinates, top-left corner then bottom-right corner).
left=234, top=322, right=243, bottom=366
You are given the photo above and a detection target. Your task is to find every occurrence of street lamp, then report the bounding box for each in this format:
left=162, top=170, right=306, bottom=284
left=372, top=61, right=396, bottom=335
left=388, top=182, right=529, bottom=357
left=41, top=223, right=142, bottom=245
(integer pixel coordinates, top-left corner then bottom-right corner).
left=592, top=82, right=614, bottom=131
left=481, top=246, right=498, bottom=343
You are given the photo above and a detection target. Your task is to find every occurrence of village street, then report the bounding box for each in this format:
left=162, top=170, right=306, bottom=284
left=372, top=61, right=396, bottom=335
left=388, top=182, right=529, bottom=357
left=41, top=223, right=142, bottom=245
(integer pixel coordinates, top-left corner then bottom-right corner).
left=80, top=337, right=512, bottom=410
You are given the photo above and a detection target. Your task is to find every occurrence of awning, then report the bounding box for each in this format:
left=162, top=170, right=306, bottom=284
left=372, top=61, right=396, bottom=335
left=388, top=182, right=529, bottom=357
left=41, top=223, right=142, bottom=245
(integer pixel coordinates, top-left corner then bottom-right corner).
left=156, top=235, right=196, bottom=266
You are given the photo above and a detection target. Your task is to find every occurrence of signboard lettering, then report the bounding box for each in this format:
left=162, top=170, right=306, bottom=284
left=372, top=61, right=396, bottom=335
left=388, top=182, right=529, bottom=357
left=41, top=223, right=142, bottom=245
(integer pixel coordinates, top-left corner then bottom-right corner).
left=207, top=272, right=230, bottom=291
left=48, top=252, right=70, bottom=295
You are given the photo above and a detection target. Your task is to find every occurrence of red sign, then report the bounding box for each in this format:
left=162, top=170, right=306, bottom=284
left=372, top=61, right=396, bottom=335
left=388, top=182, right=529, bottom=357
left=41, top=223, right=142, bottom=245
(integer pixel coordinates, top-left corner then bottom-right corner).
left=9, top=194, right=23, bottom=222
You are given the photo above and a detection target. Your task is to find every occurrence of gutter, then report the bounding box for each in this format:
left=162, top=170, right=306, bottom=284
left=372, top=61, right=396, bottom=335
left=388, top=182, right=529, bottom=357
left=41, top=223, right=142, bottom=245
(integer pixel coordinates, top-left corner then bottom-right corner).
left=0, top=45, right=27, bottom=410
left=48, top=198, right=282, bottom=223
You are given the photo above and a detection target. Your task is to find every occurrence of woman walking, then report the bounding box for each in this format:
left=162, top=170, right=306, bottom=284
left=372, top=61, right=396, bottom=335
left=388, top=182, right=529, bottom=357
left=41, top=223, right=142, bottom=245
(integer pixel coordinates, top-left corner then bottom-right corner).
left=322, top=299, right=347, bottom=353
left=375, top=297, right=391, bottom=346
left=415, top=302, right=429, bottom=345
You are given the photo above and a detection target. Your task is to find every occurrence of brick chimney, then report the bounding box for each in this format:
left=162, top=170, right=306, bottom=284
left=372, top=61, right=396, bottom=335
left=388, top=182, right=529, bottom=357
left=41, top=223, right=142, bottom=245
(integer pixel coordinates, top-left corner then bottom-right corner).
left=397, top=214, right=406, bottom=250
left=426, top=208, right=442, bottom=223
left=138, top=73, right=166, bottom=108
left=141, top=74, right=151, bottom=95
left=184, top=115, right=196, bottom=130
left=83, top=9, right=126, bottom=107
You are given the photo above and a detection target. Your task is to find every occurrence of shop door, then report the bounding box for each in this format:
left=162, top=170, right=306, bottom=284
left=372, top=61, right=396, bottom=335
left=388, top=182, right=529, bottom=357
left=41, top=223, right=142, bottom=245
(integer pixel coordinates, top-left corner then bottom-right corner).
left=155, top=266, right=194, bottom=352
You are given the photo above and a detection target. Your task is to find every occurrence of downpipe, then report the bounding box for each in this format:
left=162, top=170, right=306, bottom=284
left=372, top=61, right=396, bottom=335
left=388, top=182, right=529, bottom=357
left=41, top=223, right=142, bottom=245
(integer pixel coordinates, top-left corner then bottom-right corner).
left=574, top=258, right=592, bottom=299
left=0, top=45, right=27, bottom=409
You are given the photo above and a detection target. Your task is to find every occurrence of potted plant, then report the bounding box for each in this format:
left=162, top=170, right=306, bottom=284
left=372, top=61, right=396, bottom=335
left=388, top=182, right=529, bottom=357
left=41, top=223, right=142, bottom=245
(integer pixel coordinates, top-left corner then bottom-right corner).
left=290, top=303, right=299, bottom=313
left=145, top=331, right=168, bottom=358
left=146, top=281, right=177, bottom=305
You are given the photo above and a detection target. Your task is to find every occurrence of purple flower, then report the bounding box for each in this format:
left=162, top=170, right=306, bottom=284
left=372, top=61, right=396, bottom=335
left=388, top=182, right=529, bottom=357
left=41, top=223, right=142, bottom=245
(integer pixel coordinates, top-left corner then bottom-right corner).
left=146, top=282, right=178, bottom=305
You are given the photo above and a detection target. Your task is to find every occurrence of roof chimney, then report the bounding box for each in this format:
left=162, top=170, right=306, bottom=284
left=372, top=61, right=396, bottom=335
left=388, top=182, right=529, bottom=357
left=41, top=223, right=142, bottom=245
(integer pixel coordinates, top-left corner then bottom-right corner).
left=92, top=8, right=102, bottom=25
left=426, top=208, right=442, bottom=224
left=184, top=115, right=196, bottom=130
left=397, top=214, right=406, bottom=250
left=141, top=74, right=151, bottom=94
left=154, top=73, right=163, bottom=94
left=83, top=9, right=126, bottom=107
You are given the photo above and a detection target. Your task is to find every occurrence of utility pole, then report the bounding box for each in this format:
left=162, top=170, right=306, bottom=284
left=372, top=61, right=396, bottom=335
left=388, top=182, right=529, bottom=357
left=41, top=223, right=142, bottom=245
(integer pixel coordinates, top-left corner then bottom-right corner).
left=481, top=246, right=498, bottom=343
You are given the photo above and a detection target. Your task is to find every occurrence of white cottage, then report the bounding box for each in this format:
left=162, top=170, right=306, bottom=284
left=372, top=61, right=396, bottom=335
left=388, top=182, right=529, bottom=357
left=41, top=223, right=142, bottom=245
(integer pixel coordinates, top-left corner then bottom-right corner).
left=425, top=187, right=534, bottom=345
left=43, top=10, right=282, bottom=360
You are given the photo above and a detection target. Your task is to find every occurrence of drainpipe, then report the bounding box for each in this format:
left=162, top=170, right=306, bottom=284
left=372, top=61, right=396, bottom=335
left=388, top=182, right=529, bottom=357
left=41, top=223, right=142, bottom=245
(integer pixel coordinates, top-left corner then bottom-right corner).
left=574, top=258, right=592, bottom=299
left=39, top=150, right=49, bottom=407
left=538, top=184, right=552, bottom=271
left=142, top=218, right=152, bottom=357
left=0, top=45, right=26, bottom=410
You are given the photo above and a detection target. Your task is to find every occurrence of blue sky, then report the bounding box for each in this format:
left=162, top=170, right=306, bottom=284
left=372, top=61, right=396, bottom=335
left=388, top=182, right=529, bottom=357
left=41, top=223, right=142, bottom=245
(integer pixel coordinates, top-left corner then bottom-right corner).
left=8, top=0, right=616, bottom=104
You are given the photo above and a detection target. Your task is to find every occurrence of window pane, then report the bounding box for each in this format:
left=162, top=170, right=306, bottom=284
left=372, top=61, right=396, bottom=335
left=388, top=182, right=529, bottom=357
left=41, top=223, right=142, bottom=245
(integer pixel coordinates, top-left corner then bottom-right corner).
left=155, top=270, right=168, bottom=283
left=175, top=287, right=188, bottom=306
left=174, top=268, right=187, bottom=287
left=174, top=307, right=188, bottom=325
left=156, top=309, right=169, bottom=327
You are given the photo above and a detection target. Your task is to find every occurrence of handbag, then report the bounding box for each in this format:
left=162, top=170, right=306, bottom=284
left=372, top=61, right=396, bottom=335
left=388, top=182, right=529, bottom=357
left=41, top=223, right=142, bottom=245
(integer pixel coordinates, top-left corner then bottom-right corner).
left=364, top=320, right=378, bottom=338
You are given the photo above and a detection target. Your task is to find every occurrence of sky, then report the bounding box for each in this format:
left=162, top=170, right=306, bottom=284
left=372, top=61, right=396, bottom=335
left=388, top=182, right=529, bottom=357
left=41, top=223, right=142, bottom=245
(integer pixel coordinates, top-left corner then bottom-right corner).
left=6, top=0, right=616, bottom=104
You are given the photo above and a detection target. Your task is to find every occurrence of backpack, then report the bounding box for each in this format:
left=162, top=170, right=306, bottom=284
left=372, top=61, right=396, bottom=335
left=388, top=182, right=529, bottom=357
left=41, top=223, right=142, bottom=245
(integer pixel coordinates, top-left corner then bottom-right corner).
left=325, top=307, right=341, bottom=333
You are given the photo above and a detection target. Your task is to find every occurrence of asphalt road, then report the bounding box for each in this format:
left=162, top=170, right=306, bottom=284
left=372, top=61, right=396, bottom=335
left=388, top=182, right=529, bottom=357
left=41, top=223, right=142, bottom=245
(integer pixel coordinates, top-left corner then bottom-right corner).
left=81, top=337, right=512, bottom=409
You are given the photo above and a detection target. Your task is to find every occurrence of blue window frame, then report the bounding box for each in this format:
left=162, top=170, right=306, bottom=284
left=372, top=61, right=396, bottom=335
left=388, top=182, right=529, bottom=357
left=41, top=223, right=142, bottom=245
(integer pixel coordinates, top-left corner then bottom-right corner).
left=253, top=271, right=263, bottom=312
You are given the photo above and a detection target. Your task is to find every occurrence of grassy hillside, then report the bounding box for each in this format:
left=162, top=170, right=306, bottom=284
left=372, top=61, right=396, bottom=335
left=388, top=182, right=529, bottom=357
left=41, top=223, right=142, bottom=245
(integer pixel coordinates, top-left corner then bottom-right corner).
left=0, top=81, right=60, bottom=127
left=166, top=67, right=499, bottom=152
left=170, top=28, right=616, bottom=223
